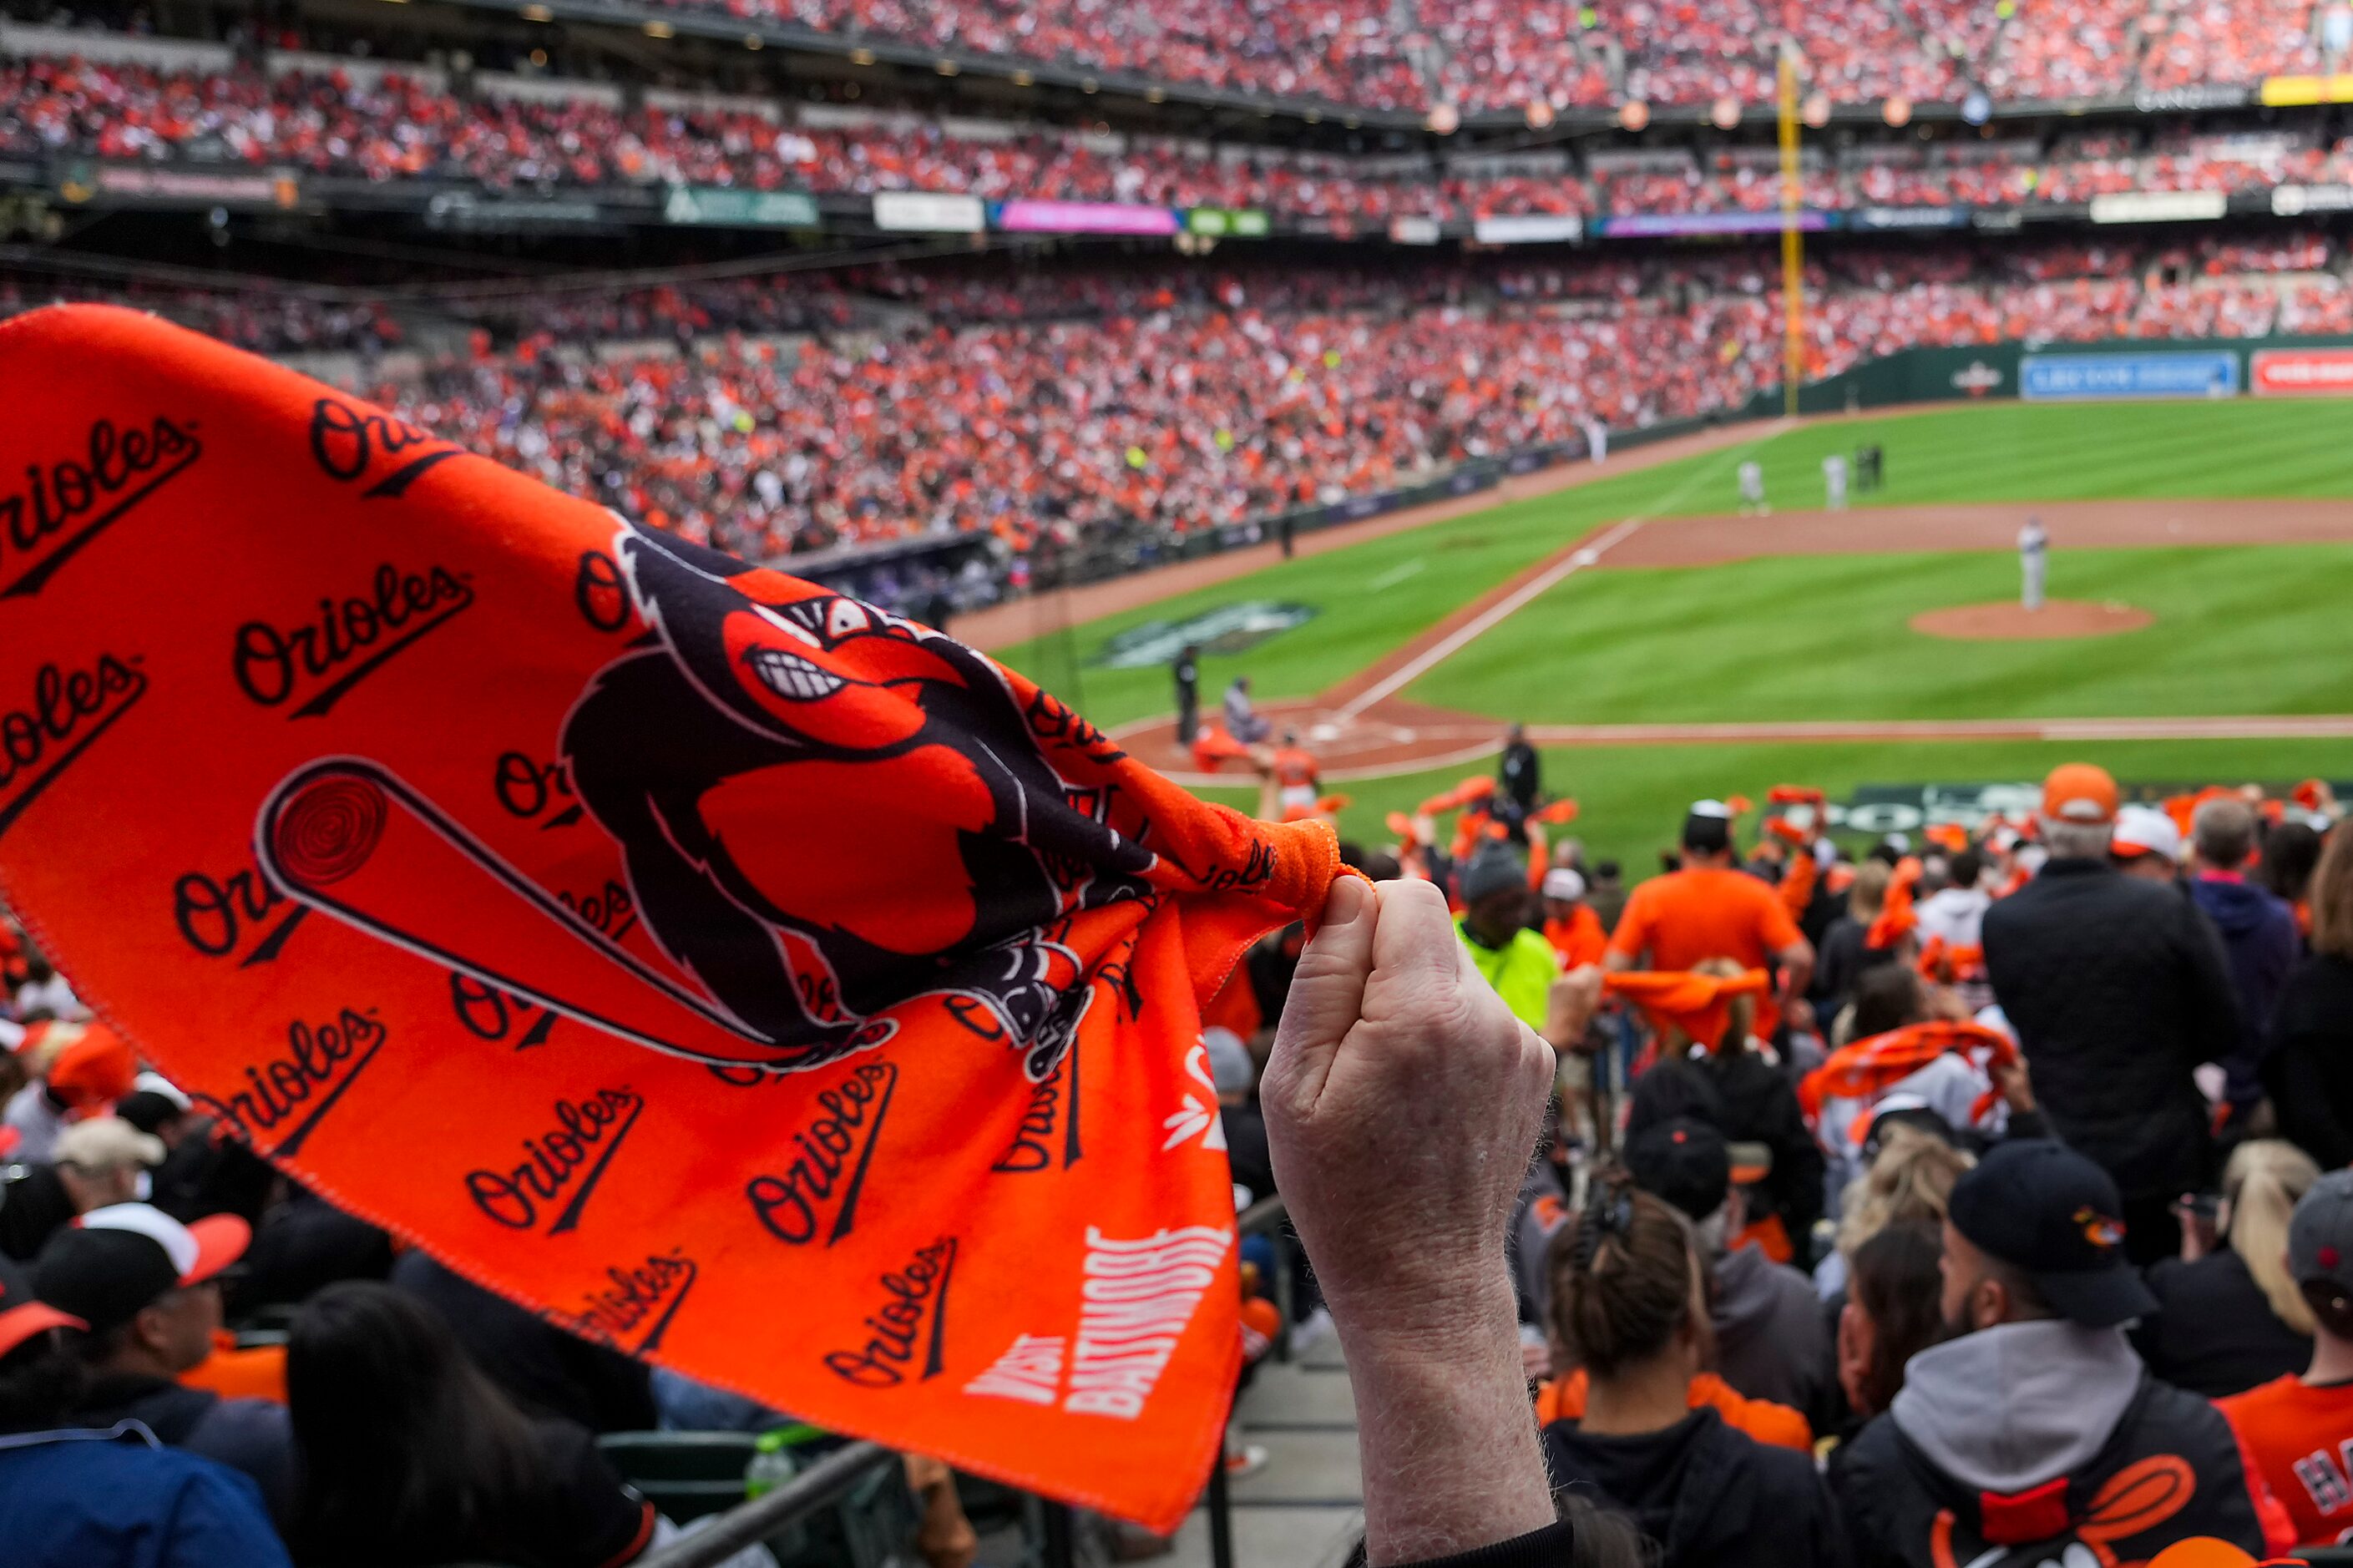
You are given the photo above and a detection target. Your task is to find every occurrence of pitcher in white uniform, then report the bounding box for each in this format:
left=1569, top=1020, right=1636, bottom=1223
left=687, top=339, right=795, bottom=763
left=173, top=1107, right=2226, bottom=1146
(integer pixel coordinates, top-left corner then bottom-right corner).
left=2019, top=515, right=2048, bottom=611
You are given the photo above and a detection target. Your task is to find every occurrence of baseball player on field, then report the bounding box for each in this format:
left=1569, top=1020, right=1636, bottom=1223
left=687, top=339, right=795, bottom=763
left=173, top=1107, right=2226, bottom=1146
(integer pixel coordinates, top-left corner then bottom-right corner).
left=1822, top=452, right=1850, bottom=512
left=1737, top=459, right=1768, bottom=515
left=2019, top=515, right=2048, bottom=611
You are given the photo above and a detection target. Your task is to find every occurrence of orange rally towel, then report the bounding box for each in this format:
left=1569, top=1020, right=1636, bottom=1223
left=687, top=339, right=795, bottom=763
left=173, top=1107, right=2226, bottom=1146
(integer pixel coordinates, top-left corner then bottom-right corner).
left=182, top=1334, right=288, bottom=1404
left=0, top=306, right=1339, bottom=1530
left=1534, top=1369, right=1811, bottom=1451
left=1602, top=969, right=1769, bottom=1051
left=1797, top=1021, right=2018, bottom=1132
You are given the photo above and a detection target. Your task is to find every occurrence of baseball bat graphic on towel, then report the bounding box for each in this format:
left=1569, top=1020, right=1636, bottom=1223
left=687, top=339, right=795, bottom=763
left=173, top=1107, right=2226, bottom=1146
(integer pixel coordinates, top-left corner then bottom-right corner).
left=255, top=757, right=880, bottom=1069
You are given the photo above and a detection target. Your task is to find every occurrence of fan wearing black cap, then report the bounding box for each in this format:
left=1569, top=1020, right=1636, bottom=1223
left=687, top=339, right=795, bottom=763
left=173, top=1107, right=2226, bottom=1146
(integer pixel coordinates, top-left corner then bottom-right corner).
left=0, top=1250, right=291, bottom=1567
left=1833, top=1141, right=2295, bottom=1568
left=34, top=1201, right=298, bottom=1521
left=1624, top=1117, right=1834, bottom=1427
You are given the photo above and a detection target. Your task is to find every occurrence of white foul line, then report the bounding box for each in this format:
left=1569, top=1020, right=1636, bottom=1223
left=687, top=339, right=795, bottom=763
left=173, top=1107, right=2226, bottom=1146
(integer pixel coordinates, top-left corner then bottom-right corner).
left=1333, top=514, right=1647, bottom=721
left=1368, top=558, right=1428, bottom=590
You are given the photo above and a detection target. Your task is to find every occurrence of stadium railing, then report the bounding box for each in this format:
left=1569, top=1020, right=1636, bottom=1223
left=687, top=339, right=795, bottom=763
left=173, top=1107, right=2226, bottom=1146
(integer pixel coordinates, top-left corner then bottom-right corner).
left=613, top=1193, right=1298, bottom=1568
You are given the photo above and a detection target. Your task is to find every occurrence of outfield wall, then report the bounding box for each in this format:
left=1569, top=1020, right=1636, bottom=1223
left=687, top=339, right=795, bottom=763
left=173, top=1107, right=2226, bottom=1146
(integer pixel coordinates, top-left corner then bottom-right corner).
left=791, top=331, right=2353, bottom=592
left=1769, top=332, right=2353, bottom=413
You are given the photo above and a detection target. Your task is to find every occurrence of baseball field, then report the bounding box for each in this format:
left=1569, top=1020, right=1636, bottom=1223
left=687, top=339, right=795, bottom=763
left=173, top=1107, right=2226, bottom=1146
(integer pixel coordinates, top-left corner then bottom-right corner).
left=982, top=399, right=2353, bottom=873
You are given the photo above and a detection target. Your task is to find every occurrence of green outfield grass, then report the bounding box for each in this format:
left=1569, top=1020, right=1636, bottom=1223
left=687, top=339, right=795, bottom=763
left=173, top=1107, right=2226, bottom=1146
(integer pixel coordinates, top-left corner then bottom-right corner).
left=995, top=400, right=2353, bottom=875
left=999, top=399, right=2353, bottom=734
left=1194, top=736, right=2353, bottom=880
left=1410, top=543, right=2353, bottom=724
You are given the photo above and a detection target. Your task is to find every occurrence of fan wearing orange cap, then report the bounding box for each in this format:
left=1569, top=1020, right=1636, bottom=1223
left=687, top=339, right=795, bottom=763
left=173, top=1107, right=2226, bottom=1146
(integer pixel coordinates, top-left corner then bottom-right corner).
left=0, top=1250, right=292, bottom=1568
left=32, top=1203, right=296, bottom=1522
left=3, top=1021, right=136, bottom=1166
left=1981, top=763, right=2245, bottom=1264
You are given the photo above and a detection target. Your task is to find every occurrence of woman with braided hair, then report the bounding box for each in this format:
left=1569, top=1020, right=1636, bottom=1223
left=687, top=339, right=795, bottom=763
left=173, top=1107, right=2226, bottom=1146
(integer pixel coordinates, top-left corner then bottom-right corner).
left=1539, top=1177, right=1851, bottom=1568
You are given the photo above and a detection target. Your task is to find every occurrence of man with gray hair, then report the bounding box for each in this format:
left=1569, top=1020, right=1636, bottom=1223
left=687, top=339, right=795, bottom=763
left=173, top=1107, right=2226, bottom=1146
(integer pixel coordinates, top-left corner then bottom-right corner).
left=1982, top=763, right=2242, bottom=1262
left=2189, top=794, right=2300, bottom=1122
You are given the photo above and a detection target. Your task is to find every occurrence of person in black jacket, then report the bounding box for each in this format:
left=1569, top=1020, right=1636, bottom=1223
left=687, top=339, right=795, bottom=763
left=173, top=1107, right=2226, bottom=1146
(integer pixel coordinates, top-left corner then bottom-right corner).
left=1541, top=1177, right=1847, bottom=1568
left=1624, top=962, right=1825, bottom=1268
left=1498, top=724, right=1541, bottom=815
left=2133, top=1140, right=2317, bottom=1399
left=2186, top=798, right=2301, bottom=1121
left=1981, top=765, right=2241, bottom=1261
left=2264, top=823, right=2353, bottom=1167
left=1171, top=642, right=1200, bottom=746
left=1834, top=1141, right=2288, bottom=1568
left=287, top=1281, right=655, bottom=1568
left=391, top=1250, right=655, bottom=1434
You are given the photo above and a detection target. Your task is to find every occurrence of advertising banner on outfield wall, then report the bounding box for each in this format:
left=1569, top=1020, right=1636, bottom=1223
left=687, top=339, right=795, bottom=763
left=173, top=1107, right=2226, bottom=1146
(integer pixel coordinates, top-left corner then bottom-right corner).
left=1602, top=210, right=1829, bottom=237
left=1184, top=207, right=1269, bottom=237
left=1472, top=214, right=1584, bottom=244
left=58, top=160, right=299, bottom=209
left=1850, top=205, right=1971, bottom=230
left=2088, top=190, right=2227, bottom=224
left=2251, top=347, right=2353, bottom=396
left=2272, top=185, right=2353, bottom=215
left=663, top=186, right=819, bottom=228
left=994, top=200, right=1180, bottom=235
left=872, top=191, right=986, bottom=232
left=2020, top=350, right=2239, bottom=401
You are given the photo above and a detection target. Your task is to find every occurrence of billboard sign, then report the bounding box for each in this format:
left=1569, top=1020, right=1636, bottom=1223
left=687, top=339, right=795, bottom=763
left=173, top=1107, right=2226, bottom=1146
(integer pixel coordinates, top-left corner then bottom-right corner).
left=872, top=191, right=985, bottom=232
left=1184, top=206, right=1269, bottom=237
left=993, top=200, right=1179, bottom=235
left=663, top=186, right=819, bottom=228
left=2087, top=190, right=2227, bottom=224
left=1601, top=210, right=1829, bottom=237
left=1471, top=214, right=1583, bottom=244
left=2020, top=351, right=2239, bottom=401
left=2251, top=347, right=2353, bottom=397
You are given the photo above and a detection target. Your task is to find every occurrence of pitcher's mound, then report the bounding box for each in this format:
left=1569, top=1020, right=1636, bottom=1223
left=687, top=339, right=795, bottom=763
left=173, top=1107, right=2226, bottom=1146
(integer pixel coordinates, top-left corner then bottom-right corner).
left=1910, top=600, right=2154, bottom=641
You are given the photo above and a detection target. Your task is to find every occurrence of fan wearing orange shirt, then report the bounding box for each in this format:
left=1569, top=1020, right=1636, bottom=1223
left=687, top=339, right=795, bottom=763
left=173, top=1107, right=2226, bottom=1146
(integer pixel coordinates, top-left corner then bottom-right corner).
left=2220, top=1170, right=2353, bottom=1549
left=1606, top=802, right=1815, bottom=1039
left=1541, top=867, right=1608, bottom=969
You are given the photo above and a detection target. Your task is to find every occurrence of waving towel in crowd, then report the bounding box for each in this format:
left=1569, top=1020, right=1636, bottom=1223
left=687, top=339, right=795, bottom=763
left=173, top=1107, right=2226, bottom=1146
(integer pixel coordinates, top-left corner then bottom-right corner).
left=0, top=306, right=1339, bottom=1529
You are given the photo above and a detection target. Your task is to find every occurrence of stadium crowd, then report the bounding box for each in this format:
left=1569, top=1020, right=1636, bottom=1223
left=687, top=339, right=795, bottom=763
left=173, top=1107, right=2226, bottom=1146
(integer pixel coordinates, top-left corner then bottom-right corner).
left=13, top=746, right=2353, bottom=1566
left=281, top=233, right=2343, bottom=577
left=10, top=52, right=2353, bottom=225
left=629, top=0, right=2350, bottom=109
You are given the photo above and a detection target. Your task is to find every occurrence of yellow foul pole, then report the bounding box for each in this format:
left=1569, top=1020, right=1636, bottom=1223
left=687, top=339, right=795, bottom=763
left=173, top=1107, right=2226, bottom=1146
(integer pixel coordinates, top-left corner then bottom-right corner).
left=1778, top=45, right=1804, bottom=417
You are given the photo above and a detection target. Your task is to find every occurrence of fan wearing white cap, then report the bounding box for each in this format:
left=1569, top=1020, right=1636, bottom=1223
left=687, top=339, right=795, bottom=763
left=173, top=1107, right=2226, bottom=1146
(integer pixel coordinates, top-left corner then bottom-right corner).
left=2111, top=805, right=2183, bottom=883
left=32, top=1203, right=297, bottom=1520
left=1541, top=867, right=1607, bottom=969
left=0, top=1247, right=292, bottom=1568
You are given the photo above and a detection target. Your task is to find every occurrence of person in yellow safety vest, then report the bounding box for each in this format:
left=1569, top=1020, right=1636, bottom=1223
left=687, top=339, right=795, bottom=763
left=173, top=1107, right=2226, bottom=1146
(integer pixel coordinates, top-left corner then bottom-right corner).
left=1456, top=846, right=1566, bottom=1034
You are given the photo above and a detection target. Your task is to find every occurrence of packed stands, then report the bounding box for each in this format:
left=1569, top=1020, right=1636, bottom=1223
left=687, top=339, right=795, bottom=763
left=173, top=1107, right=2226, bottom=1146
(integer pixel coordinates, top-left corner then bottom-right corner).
left=86, top=232, right=2289, bottom=593
left=13, top=50, right=2353, bottom=225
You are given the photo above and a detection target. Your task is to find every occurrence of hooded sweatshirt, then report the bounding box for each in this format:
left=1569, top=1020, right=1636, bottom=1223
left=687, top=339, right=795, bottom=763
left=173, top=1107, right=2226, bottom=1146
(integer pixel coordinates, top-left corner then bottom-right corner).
left=1834, top=1320, right=2290, bottom=1568
left=1542, top=1406, right=1848, bottom=1568
left=1713, top=1242, right=1834, bottom=1426
left=2187, top=875, right=2300, bottom=1110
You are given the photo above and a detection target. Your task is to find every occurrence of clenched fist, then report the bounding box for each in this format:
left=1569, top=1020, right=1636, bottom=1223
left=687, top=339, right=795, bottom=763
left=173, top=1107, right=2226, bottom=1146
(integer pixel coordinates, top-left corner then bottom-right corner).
left=1261, top=874, right=1560, bottom=1565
